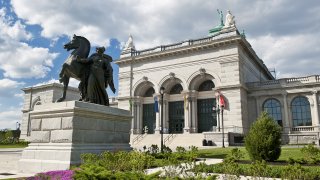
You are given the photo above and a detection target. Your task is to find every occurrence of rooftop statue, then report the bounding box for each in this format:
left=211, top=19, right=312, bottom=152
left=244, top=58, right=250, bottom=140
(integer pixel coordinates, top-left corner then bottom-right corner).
left=57, top=35, right=115, bottom=106
left=209, top=9, right=224, bottom=34
left=217, top=9, right=224, bottom=26
left=123, top=34, right=135, bottom=51
left=225, top=10, right=235, bottom=27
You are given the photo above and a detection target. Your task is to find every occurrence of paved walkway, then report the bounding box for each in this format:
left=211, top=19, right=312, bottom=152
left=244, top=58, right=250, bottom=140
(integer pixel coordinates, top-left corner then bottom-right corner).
left=0, top=148, right=34, bottom=179
left=0, top=149, right=280, bottom=180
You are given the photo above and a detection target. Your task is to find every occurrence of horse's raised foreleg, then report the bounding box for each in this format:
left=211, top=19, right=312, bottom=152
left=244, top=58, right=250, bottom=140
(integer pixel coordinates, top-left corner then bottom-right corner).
left=59, top=64, right=68, bottom=83
left=56, top=76, right=70, bottom=102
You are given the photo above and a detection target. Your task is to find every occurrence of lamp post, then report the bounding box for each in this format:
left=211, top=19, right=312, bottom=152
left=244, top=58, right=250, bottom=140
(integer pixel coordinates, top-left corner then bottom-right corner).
left=212, top=105, right=220, bottom=130
left=214, top=92, right=220, bottom=132
left=221, top=106, right=225, bottom=148
left=160, top=86, right=165, bottom=153
left=215, top=91, right=224, bottom=148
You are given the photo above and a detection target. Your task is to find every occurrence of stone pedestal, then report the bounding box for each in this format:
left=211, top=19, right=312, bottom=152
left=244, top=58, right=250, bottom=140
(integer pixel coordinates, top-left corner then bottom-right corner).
left=19, top=101, right=131, bottom=174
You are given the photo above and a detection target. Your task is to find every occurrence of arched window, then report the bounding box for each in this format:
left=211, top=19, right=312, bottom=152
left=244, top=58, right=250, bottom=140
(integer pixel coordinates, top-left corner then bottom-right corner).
left=169, top=84, right=183, bottom=94
left=198, top=80, right=215, bottom=91
left=144, top=87, right=155, bottom=97
left=263, top=98, right=282, bottom=126
left=291, top=96, right=312, bottom=126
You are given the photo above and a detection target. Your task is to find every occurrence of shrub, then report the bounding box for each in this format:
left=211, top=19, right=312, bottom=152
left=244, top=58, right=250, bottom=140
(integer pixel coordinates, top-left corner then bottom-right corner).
left=74, top=166, right=161, bottom=180
left=80, top=151, right=155, bottom=172
left=245, top=112, right=282, bottom=161
left=247, top=160, right=271, bottom=178
left=301, top=144, right=320, bottom=164
left=147, top=144, right=159, bottom=156
left=230, top=148, right=243, bottom=162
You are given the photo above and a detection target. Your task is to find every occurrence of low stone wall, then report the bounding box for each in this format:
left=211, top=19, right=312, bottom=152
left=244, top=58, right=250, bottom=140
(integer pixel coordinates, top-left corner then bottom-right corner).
left=19, top=101, right=131, bottom=174
left=203, top=132, right=229, bottom=147
left=282, top=133, right=320, bottom=145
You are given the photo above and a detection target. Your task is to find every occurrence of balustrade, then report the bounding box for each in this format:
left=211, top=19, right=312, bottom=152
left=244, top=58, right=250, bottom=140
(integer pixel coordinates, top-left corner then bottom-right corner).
left=291, top=126, right=315, bottom=132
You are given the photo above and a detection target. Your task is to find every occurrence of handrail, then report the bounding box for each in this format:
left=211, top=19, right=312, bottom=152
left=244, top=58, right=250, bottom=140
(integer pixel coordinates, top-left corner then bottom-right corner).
left=164, top=134, right=176, bottom=144
left=132, top=134, right=145, bottom=145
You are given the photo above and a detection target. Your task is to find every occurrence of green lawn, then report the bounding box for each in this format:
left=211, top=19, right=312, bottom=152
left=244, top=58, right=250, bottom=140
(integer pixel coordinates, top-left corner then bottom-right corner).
left=0, top=144, right=28, bottom=148
left=197, top=147, right=320, bottom=179
left=198, top=147, right=302, bottom=161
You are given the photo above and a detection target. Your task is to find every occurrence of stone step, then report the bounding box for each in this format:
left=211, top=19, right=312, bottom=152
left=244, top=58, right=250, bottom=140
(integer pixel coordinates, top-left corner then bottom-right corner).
left=130, top=133, right=206, bottom=151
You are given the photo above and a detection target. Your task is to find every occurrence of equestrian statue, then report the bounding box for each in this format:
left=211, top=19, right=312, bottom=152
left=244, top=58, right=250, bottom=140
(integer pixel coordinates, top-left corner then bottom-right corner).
left=57, top=34, right=116, bottom=106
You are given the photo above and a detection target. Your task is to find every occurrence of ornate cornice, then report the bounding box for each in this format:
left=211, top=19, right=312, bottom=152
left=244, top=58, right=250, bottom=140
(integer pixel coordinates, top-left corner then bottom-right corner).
left=115, top=30, right=241, bottom=65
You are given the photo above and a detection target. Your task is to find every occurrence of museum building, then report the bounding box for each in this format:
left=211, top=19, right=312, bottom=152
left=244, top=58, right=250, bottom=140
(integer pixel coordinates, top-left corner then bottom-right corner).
left=20, top=12, right=320, bottom=148
left=115, top=13, right=320, bottom=148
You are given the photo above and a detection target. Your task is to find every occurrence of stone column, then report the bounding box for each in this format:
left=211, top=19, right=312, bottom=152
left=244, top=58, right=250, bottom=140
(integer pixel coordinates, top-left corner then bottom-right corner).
left=188, top=96, right=193, bottom=133
left=158, top=95, right=167, bottom=133
left=312, top=90, right=319, bottom=126
left=164, top=99, right=169, bottom=133
left=136, top=101, right=142, bottom=134
left=191, top=97, right=198, bottom=133
left=131, top=100, right=137, bottom=134
left=133, top=97, right=144, bottom=134
left=282, top=93, right=290, bottom=133
left=133, top=101, right=138, bottom=134
left=255, top=96, right=261, bottom=118
left=183, top=93, right=190, bottom=133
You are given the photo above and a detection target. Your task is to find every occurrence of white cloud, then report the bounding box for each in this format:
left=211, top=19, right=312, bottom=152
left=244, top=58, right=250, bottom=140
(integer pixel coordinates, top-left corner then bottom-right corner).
left=249, top=33, right=320, bottom=78
left=8, top=0, right=320, bottom=78
left=33, top=78, right=79, bottom=88
left=10, top=0, right=222, bottom=48
left=0, top=7, right=32, bottom=41
left=0, top=78, right=25, bottom=97
left=0, top=109, right=22, bottom=130
left=0, top=7, right=59, bottom=79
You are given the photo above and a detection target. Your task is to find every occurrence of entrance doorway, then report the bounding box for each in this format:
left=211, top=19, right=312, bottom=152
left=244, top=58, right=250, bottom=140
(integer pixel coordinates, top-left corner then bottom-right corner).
left=169, top=101, right=184, bottom=133
left=142, top=104, right=156, bottom=133
left=197, top=98, right=216, bottom=133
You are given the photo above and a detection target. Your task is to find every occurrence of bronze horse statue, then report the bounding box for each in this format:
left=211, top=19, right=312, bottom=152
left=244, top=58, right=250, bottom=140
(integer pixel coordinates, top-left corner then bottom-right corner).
left=56, top=35, right=91, bottom=102
left=57, top=35, right=116, bottom=105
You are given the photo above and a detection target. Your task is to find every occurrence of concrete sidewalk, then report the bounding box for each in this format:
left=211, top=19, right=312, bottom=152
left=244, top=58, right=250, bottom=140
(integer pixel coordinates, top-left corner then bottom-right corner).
left=0, top=148, right=34, bottom=179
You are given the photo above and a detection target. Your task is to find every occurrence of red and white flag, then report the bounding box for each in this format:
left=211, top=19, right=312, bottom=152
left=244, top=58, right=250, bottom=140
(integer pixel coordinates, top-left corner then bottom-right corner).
left=219, top=94, right=225, bottom=108
left=215, top=91, right=226, bottom=108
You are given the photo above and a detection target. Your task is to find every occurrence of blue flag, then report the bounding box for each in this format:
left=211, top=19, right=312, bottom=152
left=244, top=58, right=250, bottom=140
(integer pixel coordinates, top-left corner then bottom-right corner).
left=154, top=96, right=159, bottom=112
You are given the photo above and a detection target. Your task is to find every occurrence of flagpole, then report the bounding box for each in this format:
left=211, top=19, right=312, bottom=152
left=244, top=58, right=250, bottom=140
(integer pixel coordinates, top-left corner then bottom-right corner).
left=217, top=97, right=220, bottom=132
left=129, top=50, right=134, bottom=134
left=160, top=87, right=165, bottom=153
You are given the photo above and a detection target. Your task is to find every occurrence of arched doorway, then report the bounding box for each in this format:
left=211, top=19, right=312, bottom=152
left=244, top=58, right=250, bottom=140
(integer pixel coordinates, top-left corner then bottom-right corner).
left=197, top=80, right=216, bottom=133
left=142, top=87, right=156, bottom=133
left=168, top=84, right=184, bottom=133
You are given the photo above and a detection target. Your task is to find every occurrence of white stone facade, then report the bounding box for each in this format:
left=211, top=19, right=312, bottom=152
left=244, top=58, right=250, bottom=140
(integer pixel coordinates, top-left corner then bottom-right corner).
left=116, top=28, right=320, bottom=147
left=19, top=27, right=320, bottom=148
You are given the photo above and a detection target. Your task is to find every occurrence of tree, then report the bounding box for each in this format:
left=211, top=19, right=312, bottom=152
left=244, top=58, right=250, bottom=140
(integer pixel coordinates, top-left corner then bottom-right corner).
left=245, top=112, right=282, bottom=161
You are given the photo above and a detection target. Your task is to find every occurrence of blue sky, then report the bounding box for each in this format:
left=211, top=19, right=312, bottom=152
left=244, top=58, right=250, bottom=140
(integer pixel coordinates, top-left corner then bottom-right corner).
left=0, top=0, right=320, bottom=129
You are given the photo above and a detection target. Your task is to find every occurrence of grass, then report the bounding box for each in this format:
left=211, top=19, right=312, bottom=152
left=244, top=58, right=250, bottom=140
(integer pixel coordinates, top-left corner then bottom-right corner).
left=0, top=144, right=28, bottom=148
left=198, top=146, right=303, bottom=161
left=196, top=147, right=320, bottom=179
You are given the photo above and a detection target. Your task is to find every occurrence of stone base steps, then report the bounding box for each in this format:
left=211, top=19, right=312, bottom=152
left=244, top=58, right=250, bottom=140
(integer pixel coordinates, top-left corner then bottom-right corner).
left=130, top=133, right=206, bottom=151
